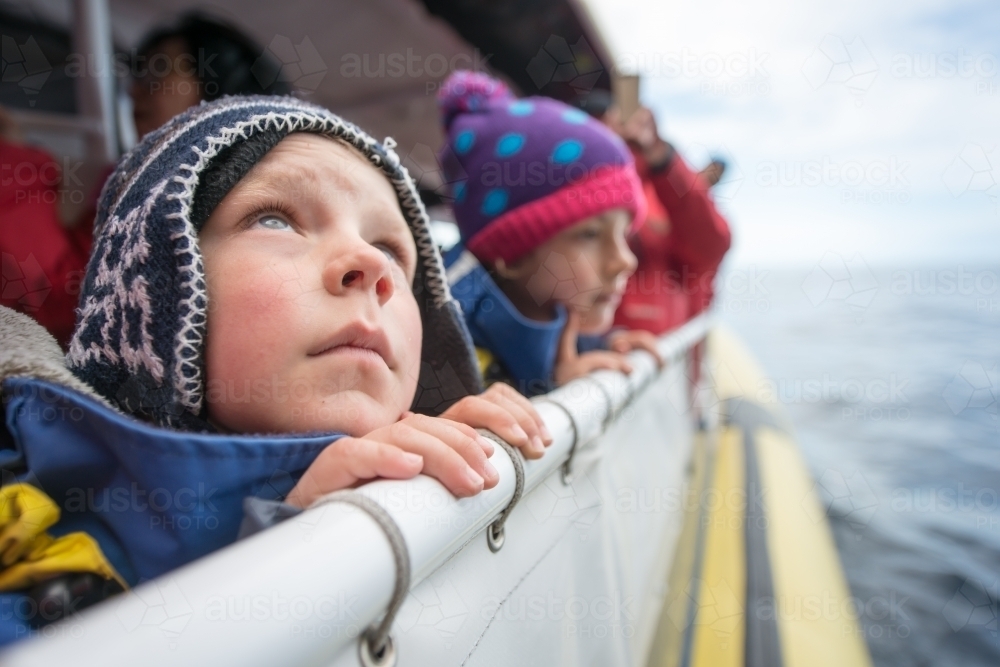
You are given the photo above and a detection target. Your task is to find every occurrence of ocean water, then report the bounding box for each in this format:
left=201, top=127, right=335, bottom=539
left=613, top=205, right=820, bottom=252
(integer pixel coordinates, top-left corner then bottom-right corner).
left=718, top=264, right=1000, bottom=667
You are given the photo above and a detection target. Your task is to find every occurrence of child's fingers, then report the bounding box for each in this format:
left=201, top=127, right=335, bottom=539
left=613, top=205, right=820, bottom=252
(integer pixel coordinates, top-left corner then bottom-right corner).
left=612, top=332, right=664, bottom=367
left=431, top=403, right=495, bottom=456
left=410, top=414, right=497, bottom=468
left=487, top=383, right=553, bottom=444
left=409, top=414, right=500, bottom=486
left=442, top=394, right=541, bottom=459
left=448, top=384, right=551, bottom=452
left=386, top=418, right=494, bottom=496
left=439, top=396, right=508, bottom=443
left=579, top=351, right=634, bottom=376
left=556, top=308, right=581, bottom=363
left=286, top=437, right=423, bottom=507
left=479, top=391, right=548, bottom=457
left=333, top=438, right=426, bottom=482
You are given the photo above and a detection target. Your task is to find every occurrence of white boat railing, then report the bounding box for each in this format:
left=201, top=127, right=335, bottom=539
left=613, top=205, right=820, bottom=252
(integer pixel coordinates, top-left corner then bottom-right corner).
left=4, top=313, right=712, bottom=667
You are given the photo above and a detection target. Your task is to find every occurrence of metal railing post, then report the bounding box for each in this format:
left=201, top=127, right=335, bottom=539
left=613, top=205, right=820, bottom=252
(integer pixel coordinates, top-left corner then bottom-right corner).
left=71, top=0, right=117, bottom=162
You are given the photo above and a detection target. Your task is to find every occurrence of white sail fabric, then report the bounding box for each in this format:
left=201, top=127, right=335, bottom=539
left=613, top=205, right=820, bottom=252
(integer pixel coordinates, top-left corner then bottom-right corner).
left=4, top=315, right=710, bottom=667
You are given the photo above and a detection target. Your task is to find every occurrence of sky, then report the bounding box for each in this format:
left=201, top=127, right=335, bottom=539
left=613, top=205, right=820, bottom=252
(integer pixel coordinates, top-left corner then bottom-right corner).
left=585, top=0, right=1000, bottom=268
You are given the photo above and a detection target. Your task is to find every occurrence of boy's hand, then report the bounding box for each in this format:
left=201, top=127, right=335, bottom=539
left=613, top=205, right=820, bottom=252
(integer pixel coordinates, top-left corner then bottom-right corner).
left=286, top=413, right=501, bottom=508
left=553, top=310, right=634, bottom=386
left=607, top=329, right=665, bottom=368
left=440, top=382, right=553, bottom=459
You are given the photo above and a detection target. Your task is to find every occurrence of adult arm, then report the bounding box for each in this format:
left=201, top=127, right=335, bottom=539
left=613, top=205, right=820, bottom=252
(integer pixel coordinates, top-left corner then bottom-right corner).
left=621, top=108, right=732, bottom=272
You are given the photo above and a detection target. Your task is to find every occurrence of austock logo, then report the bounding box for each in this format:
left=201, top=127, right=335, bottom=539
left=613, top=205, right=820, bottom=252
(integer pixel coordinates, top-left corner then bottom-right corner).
left=942, top=361, right=999, bottom=420
left=687, top=144, right=744, bottom=204
left=252, top=35, right=326, bottom=93
left=0, top=470, right=52, bottom=536
left=804, top=468, right=879, bottom=532
left=720, top=266, right=770, bottom=315
left=1, top=35, right=51, bottom=105
left=402, top=142, right=467, bottom=204
left=666, top=577, right=743, bottom=645
left=397, top=577, right=469, bottom=648
left=801, top=251, right=878, bottom=318
left=480, top=589, right=636, bottom=638
left=665, top=360, right=735, bottom=416
left=525, top=471, right=601, bottom=541
left=801, top=34, right=878, bottom=105
left=115, top=578, right=194, bottom=648
left=943, top=144, right=1000, bottom=213
left=411, top=360, right=474, bottom=415
left=525, top=251, right=600, bottom=309
left=526, top=35, right=603, bottom=93
left=1, top=253, right=51, bottom=312
left=942, top=578, right=998, bottom=637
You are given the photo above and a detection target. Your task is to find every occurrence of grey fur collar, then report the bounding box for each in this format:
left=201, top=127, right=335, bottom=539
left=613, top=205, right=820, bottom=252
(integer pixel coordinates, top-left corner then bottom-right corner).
left=0, top=306, right=115, bottom=410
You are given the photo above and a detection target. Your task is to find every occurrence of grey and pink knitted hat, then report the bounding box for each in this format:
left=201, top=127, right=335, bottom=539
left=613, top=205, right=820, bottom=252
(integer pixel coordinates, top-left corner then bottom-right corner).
left=437, top=71, right=645, bottom=264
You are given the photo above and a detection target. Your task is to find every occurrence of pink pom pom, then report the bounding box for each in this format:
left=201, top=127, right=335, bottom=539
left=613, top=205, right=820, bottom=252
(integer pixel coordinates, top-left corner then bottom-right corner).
left=437, top=71, right=514, bottom=128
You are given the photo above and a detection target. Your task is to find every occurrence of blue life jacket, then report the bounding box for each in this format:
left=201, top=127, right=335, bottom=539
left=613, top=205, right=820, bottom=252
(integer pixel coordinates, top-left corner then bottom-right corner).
left=0, top=376, right=339, bottom=644
left=444, top=246, right=567, bottom=396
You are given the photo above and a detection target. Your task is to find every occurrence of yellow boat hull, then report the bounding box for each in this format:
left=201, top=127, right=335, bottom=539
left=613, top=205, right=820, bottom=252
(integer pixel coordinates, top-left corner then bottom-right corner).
left=649, top=327, right=873, bottom=667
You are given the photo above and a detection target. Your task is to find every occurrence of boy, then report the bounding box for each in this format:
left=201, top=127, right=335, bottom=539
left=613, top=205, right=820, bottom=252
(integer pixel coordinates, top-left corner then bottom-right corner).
left=0, top=96, right=547, bottom=639
left=437, top=72, right=662, bottom=396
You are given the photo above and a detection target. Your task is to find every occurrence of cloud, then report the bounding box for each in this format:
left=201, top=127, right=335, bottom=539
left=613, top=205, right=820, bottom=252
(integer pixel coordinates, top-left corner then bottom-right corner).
left=587, top=0, right=1000, bottom=265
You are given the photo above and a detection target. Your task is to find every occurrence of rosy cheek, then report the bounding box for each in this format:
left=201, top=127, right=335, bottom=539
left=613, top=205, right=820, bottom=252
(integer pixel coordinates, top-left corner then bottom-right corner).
left=568, top=255, right=603, bottom=291
left=206, top=255, right=302, bottom=375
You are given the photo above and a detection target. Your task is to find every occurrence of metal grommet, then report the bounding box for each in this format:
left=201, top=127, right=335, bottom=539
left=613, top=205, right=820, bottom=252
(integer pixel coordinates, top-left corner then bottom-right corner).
left=359, top=631, right=396, bottom=667
left=312, top=492, right=408, bottom=667
left=486, top=522, right=505, bottom=552
left=479, top=430, right=523, bottom=553
left=559, top=465, right=574, bottom=486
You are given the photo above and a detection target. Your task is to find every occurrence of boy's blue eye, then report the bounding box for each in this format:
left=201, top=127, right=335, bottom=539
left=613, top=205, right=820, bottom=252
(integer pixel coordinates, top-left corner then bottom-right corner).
left=256, top=215, right=292, bottom=231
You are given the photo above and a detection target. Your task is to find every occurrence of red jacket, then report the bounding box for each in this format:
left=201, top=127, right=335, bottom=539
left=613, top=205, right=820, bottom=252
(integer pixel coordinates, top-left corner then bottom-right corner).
left=1, top=140, right=91, bottom=347
left=614, top=151, right=731, bottom=335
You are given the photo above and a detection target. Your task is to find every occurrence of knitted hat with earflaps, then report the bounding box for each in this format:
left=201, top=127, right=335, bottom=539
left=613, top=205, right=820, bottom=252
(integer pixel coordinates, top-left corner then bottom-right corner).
left=68, top=95, right=482, bottom=431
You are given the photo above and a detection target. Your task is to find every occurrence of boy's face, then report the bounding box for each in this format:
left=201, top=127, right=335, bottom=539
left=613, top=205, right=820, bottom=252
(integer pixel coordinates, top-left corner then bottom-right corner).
left=200, top=134, right=422, bottom=435
left=503, top=208, right=636, bottom=335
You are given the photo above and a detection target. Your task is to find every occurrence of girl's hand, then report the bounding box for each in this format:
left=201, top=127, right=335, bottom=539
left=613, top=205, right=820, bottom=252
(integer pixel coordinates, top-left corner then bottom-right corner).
left=553, top=309, right=634, bottom=386
left=607, top=329, right=664, bottom=368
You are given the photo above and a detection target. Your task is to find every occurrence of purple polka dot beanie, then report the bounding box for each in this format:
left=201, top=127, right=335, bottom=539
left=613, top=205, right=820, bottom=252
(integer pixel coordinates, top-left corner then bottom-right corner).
left=437, top=71, right=645, bottom=264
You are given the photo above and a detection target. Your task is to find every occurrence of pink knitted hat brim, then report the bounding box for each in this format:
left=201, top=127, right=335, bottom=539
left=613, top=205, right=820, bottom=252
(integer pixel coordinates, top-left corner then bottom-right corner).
left=466, top=164, right=647, bottom=265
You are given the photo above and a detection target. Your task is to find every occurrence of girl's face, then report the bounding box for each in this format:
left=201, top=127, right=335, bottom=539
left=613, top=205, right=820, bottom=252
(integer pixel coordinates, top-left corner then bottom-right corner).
left=496, top=208, right=637, bottom=335
left=199, top=134, right=423, bottom=435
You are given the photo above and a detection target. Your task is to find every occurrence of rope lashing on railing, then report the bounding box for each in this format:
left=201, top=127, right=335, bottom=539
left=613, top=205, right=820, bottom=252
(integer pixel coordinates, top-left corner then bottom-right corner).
left=533, top=397, right=581, bottom=485
left=310, top=491, right=410, bottom=667
left=585, top=376, right=617, bottom=428
left=478, top=430, right=525, bottom=552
